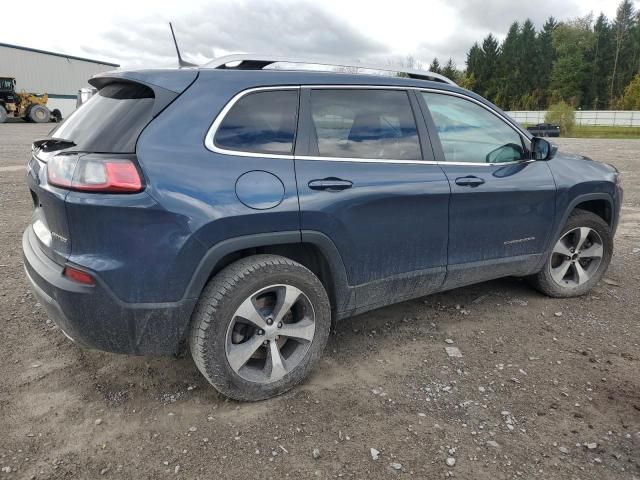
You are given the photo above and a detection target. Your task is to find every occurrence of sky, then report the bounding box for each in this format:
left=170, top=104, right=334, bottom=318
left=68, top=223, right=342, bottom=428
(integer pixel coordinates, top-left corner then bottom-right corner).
left=4, top=0, right=627, bottom=70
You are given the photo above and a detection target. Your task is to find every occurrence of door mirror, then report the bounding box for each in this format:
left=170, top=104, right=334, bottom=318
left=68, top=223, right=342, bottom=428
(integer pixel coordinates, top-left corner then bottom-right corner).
left=486, top=143, right=525, bottom=163
left=531, top=137, right=557, bottom=161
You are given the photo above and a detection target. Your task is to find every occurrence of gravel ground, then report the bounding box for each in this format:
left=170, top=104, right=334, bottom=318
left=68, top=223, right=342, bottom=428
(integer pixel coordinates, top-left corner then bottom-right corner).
left=1, top=123, right=639, bottom=479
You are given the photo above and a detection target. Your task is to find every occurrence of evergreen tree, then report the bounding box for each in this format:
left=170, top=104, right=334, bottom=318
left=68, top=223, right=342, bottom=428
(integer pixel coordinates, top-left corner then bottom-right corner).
left=478, top=34, right=500, bottom=100
left=610, top=0, right=636, bottom=104
left=429, top=58, right=442, bottom=74
left=588, top=14, right=614, bottom=109
left=442, top=58, right=458, bottom=81
left=549, top=15, right=595, bottom=107
left=535, top=17, right=558, bottom=107
left=518, top=19, right=539, bottom=108
left=466, top=42, right=483, bottom=83
left=495, top=22, right=521, bottom=109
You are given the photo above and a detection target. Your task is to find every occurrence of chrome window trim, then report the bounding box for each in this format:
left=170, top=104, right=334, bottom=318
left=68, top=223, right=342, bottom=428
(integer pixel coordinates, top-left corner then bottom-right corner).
left=205, top=85, right=534, bottom=167
left=295, top=155, right=437, bottom=165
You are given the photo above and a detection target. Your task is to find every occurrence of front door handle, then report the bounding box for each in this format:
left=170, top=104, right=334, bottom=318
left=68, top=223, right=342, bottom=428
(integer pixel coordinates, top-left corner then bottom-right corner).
left=308, top=178, right=353, bottom=192
left=455, top=175, right=485, bottom=187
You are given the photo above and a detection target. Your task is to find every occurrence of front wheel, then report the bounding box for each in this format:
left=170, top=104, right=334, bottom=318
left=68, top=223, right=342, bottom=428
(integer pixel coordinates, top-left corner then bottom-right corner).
left=28, top=105, right=50, bottom=123
left=189, top=255, right=331, bottom=401
left=0, top=105, right=7, bottom=123
left=530, top=209, right=613, bottom=297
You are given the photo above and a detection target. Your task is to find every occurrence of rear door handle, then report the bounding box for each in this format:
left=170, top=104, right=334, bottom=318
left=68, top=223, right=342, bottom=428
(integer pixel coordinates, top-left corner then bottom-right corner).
left=308, top=178, right=353, bottom=191
left=455, top=175, right=485, bottom=187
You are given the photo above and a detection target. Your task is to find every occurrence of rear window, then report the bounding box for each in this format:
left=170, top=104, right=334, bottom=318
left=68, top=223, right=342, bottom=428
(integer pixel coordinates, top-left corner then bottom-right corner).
left=214, top=90, right=299, bottom=155
left=52, top=82, right=154, bottom=153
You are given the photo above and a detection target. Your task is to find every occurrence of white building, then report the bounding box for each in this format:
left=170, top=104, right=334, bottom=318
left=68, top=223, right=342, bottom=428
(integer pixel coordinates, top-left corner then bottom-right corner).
left=0, top=42, right=119, bottom=119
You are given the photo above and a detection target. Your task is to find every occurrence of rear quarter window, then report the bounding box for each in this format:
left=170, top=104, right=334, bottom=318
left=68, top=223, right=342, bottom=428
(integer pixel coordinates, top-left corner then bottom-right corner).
left=213, top=89, right=299, bottom=155
left=51, top=82, right=155, bottom=153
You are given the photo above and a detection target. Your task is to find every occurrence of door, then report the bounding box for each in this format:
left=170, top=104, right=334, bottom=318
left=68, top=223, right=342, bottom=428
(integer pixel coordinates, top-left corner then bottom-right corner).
left=418, top=91, right=556, bottom=289
left=295, top=88, right=450, bottom=311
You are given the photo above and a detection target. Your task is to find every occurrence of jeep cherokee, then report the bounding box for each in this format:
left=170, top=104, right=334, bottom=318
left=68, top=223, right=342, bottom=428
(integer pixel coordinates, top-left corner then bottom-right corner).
left=23, top=55, right=622, bottom=401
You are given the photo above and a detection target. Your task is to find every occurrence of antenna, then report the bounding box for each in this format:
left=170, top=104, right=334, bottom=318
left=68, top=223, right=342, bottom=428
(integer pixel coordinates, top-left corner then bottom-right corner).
left=169, top=22, right=197, bottom=68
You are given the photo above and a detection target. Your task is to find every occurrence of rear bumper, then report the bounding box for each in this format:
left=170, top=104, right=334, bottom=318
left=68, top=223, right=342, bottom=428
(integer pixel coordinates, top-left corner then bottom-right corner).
left=22, top=226, right=196, bottom=355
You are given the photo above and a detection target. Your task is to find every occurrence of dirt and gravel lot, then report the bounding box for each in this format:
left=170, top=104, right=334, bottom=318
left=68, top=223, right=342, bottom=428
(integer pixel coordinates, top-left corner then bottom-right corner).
left=1, top=123, right=639, bottom=480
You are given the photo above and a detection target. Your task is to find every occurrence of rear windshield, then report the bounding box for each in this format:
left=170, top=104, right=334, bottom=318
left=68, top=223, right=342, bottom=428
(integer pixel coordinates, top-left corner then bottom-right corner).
left=51, top=82, right=154, bottom=153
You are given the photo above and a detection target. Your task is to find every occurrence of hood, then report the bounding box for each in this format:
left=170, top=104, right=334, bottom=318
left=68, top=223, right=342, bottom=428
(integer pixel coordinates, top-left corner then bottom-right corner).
left=551, top=149, right=618, bottom=176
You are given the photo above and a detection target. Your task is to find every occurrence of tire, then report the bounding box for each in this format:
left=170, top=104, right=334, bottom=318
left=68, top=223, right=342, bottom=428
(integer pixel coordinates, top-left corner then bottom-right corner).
left=530, top=209, right=613, bottom=298
left=28, top=105, right=50, bottom=123
left=189, top=254, right=331, bottom=401
left=0, top=105, right=7, bottom=123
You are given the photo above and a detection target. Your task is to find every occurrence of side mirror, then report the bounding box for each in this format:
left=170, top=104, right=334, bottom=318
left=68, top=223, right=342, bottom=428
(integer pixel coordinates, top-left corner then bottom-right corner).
left=531, top=137, right=557, bottom=161
left=486, top=143, right=525, bottom=163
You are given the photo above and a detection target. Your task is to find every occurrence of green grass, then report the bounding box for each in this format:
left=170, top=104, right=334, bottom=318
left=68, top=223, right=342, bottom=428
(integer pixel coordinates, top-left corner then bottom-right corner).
left=567, top=125, right=640, bottom=139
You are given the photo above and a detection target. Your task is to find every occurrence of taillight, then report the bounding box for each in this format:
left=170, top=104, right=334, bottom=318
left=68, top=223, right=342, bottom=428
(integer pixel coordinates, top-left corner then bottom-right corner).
left=48, top=155, right=143, bottom=193
left=63, top=266, right=95, bottom=285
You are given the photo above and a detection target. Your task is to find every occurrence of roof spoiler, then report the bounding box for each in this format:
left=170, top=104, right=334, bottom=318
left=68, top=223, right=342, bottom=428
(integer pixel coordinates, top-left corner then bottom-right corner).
left=89, top=69, right=199, bottom=117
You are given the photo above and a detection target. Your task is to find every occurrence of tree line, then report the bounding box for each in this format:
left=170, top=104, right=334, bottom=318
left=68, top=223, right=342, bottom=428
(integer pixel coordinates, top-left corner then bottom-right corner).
left=427, top=0, right=640, bottom=111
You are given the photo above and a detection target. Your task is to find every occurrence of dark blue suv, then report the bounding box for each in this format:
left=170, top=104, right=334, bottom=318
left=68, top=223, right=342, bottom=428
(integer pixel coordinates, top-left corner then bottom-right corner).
left=23, top=55, right=622, bottom=400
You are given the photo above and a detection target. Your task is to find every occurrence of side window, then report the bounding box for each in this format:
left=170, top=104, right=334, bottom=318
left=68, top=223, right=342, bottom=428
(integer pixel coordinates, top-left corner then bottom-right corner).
left=214, top=90, right=298, bottom=155
left=421, top=92, right=526, bottom=163
left=309, top=89, right=421, bottom=160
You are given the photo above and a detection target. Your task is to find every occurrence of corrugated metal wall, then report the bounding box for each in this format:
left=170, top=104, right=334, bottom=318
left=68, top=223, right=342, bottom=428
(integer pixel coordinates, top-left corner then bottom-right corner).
left=507, top=110, right=640, bottom=127
left=0, top=44, right=118, bottom=117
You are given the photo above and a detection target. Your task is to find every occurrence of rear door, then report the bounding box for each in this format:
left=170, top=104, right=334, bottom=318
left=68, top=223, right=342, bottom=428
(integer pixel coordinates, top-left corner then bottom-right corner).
left=294, top=87, right=450, bottom=311
left=418, top=90, right=556, bottom=288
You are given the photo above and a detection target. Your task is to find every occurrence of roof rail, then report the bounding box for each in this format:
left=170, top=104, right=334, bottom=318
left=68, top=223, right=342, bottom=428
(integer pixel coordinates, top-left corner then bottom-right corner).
left=203, top=54, right=458, bottom=86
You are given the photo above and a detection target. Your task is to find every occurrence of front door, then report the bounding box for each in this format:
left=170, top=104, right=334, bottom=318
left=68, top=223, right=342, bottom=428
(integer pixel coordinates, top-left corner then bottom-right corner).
left=295, top=87, right=450, bottom=311
left=418, top=91, right=557, bottom=289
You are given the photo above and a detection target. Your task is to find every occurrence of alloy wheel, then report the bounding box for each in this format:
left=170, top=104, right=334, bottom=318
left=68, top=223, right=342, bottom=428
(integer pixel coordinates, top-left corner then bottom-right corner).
left=225, top=284, right=316, bottom=383
left=549, top=227, right=604, bottom=288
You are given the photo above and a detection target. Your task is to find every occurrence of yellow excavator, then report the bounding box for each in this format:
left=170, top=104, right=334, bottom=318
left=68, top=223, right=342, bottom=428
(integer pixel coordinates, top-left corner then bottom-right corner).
left=0, top=77, right=61, bottom=123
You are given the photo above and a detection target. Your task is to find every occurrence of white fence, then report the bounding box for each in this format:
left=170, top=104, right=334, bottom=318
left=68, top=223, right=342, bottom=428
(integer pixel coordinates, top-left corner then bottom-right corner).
left=507, top=110, right=640, bottom=127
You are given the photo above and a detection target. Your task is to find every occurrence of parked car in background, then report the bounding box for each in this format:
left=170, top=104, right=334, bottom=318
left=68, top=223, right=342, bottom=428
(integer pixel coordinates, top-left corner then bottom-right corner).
left=527, top=122, right=561, bottom=137
left=23, top=55, right=622, bottom=401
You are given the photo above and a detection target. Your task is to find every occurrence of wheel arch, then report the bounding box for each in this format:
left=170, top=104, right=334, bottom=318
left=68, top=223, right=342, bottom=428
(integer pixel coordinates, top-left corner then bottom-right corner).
left=184, top=231, right=355, bottom=317
left=547, top=192, right=615, bottom=257
left=572, top=198, right=613, bottom=227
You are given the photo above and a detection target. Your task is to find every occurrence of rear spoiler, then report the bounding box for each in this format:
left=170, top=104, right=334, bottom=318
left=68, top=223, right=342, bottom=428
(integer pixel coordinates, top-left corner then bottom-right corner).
left=89, top=69, right=199, bottom=118
left=89, top=69, right=198, bottom=93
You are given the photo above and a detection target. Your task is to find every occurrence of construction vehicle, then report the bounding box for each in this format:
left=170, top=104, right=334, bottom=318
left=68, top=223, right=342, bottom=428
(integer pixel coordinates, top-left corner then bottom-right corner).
left=0, top=77, right=61, bottom=123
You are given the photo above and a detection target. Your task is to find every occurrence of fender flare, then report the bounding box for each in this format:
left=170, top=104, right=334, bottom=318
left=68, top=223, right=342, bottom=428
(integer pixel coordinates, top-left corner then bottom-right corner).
left=538, top=192, right=615, bottom=269
left=182, top=230, right=355, bottom=315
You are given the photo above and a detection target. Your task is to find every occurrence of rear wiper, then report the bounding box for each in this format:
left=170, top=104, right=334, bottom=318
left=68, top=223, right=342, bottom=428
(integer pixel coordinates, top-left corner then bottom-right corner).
left=33, top=137, right=76, bottom=152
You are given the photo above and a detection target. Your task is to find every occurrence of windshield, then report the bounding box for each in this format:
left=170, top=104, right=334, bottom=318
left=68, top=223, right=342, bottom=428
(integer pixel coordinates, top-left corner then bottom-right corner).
left=52, top=82, right=154, bottom=153
left=0, top=79, right=13, bottom=90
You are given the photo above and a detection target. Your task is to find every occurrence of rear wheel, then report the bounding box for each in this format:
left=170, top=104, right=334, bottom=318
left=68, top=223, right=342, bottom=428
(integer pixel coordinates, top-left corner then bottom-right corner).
left=530, top=209, right=612, bottom=297
left=189, top=255, right=331, bottom=401
left=28, top=105, right=50, bottom=123
left=0, top=105, right=7, bottom=123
